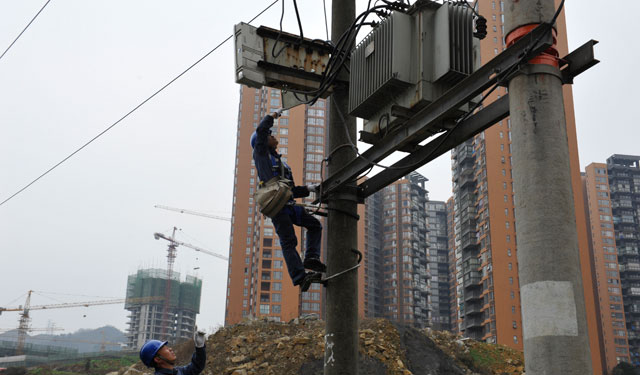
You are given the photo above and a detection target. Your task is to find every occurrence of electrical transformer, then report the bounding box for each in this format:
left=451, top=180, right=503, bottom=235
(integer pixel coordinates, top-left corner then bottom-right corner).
left=348, top=0, right=480, bottom=142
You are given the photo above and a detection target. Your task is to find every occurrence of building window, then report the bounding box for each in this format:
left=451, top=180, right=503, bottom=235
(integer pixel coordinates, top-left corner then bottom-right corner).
left=260, top=304, right=270, bottom=314
left=513, top=335, right=518, bottom=344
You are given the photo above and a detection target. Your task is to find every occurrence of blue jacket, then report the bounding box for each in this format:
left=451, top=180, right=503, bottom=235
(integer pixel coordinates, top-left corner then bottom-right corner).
left=154, top=346, right=206, bottom=375
left=253, top=115, right=309, bottom=199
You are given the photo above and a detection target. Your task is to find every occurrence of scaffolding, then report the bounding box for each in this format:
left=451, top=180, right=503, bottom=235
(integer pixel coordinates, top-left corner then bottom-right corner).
left=124, top=269, right=202, bottom=349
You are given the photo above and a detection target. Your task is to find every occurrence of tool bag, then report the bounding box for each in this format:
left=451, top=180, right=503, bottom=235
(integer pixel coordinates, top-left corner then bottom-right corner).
left=254, top=156, right=293, bottom=217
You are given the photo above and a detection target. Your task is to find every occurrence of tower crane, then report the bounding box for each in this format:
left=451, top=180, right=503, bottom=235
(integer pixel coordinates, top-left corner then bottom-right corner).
left=154, top=232, right=229, bottom=262
left=154, top=205, right=231, bottom=222
left=153, top=227, right=228, bottom=340
left=0, top=291, right=161, bottom=355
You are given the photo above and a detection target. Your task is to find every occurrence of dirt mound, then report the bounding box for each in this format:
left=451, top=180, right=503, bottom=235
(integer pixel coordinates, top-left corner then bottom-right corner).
left=125, top=317, right=524, bottom=375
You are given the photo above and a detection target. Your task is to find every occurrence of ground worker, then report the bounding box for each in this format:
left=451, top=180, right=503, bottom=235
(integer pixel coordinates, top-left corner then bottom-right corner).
left=251, top=110, right=326, bottom=292
left=139, top=329, right=207, bottom=374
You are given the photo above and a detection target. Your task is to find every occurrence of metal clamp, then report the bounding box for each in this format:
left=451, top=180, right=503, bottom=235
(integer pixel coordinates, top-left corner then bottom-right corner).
left=316, top=249, right=363, bottom=287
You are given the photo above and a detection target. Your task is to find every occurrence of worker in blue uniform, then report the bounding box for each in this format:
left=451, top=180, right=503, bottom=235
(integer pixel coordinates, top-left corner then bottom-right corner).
left=251, top=110, right=326, bottom=292
left=139, top=329, right=207, bottom=374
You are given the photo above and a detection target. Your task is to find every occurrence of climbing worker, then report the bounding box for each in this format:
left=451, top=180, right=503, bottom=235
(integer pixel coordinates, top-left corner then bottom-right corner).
left=139, top=328, right=207, bottom=374
left=251, top=110, right=326, bottom=292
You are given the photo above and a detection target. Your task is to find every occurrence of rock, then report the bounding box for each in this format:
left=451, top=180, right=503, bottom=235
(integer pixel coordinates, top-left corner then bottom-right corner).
left=231, top=355, right=247, bottom=363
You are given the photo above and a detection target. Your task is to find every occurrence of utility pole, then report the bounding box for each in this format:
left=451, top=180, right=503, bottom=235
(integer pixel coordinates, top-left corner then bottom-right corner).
left=504, top=1, right=593, bottom=374
left=324, top=0, right=357, bottom=374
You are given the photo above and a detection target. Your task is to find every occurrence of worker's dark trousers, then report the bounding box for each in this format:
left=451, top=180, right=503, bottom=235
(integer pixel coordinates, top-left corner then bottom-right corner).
left=271, top=204, right=322, bottom=285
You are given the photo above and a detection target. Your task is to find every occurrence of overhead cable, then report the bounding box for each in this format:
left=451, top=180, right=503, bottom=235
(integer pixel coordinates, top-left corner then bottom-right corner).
left=0, top=0, right=53, bottom=62
left=0, top=0, right=279, bottom=208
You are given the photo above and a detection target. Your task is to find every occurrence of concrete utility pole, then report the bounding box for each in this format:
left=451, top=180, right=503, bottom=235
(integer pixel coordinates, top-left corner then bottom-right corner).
left=324, top=0, right=358, bottom=374
left=504, top=1, right=593, bottom=374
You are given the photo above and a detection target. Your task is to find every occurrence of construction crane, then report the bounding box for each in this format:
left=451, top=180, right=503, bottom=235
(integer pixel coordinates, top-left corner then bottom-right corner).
left=153, top=232, right=229, bottom=262
left=153, top=229, right=229, bottom=338
left=154, top=205, right=231, bottom=222
left=0, top=291, right=161, bottom=355
left=153, top=227, right=228, bottom=340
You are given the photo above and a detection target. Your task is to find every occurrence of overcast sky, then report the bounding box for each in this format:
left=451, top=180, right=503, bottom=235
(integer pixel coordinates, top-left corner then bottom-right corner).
left=0, top=0, right=636, bottom=337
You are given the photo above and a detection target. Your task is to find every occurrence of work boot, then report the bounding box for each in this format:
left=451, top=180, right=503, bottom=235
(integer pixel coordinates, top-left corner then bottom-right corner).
left=303, top=257, right=327, bottom=273
left=300, top=272, right=323, bottom=292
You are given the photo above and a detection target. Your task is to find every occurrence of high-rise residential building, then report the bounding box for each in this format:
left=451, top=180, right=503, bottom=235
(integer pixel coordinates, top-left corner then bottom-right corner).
left=584, top=162, right=631, bottom=371
left=448, top=1, right=603, bottom=372
left=363, top=187, right=384, bottom=319
left=427, top=200, right=452, bottom=331
left=606, top=155, right=640, bottom=366
left=446, top=197, right=457, bottom=331
left=366, top=172, right=431, bottom=327
left=124, top=269, right=201, bottom=349
left=225, top=86, right=329, bottom=325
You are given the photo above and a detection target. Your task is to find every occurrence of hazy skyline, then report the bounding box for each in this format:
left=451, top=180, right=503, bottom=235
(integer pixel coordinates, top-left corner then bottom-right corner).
left=0, top=0, right=636, bottom=336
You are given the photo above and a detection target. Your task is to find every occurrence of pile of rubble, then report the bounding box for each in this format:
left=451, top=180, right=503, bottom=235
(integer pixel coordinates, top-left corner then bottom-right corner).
left=124, top=317, right=524, bottom=375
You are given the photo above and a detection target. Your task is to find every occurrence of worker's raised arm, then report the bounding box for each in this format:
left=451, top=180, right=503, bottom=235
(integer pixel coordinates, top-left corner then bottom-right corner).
left=254, top=111, right=282, bottom=152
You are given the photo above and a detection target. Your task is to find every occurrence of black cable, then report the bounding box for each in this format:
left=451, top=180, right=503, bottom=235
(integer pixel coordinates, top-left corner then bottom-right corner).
left=272, top=0, right=288, bottom=58
left=0, top=0, right=53, bottom=62
left=0, top=0, right=279, bottom=208
left=292, top=3, right=397, bottom=102
left=292, top=0, right=304, bottom=43
left=289, top=3, right=398, bottom=104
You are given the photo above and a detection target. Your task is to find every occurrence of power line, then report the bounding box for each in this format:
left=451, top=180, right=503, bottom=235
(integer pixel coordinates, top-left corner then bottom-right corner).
left=323, top=0, right=329, bottom=40
left=0, top=0, right=53, bottom=62
left=0, top=0, right=279, bottom=208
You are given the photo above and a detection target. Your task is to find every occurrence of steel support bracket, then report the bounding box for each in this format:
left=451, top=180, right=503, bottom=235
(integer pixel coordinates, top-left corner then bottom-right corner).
left=560, top=39, right=600, bottom=84
left=354, top=39, right=599, bottom=199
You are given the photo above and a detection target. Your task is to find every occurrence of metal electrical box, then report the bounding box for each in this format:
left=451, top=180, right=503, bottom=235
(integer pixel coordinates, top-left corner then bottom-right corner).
left=234, top=23, right=332, bottom=104
left=348, top=11, right=414, bottom=118
left=348, top=0, right=479, bottom=141
left=234, top=22, right=265, bottom=88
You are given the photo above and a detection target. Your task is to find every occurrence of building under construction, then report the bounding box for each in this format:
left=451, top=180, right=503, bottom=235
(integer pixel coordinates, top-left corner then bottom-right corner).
left=124, top=269, right=202, bottom=349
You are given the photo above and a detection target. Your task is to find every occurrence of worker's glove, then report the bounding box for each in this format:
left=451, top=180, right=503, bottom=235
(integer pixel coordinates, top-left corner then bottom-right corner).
left=271, top=109, right=284, bottom=119
left=194, top=327, right=207, bottom=348
left=306, top=184, right=320, bottom=193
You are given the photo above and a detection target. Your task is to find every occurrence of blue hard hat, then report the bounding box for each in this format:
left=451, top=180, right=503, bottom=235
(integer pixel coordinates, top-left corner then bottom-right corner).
left=250, top=131, right=258, bottom=149
left=140, top=340, right=167, bottom=367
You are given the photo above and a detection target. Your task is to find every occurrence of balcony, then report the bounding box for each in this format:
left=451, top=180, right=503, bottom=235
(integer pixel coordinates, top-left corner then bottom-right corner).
left=464, top=317, right=484, bottom=330
left=454, top=144, right=474, bottom=163
left=621, top=264, right=640, bottom=273
left=464, top=302, right=483, bottom=316
left=463, top=272, right=482, bottom=288
left=462, top=258, right=480, bottom=274
left=464, top=289, right=482, bottom=302
left=628, top=331, right=640, bottom=341
left=460, top=232, right=478, bottom=251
